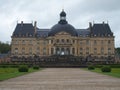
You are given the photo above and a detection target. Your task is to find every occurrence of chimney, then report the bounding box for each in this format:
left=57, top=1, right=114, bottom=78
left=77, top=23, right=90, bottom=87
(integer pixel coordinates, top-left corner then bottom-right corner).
left=89, top=22, right=92, bottom=29
left=34, top=21, right=37, bottom=28
left=34, top=21, right=37, bottom=34
left=103, top=21, right=105, bottom=25
left=89, top=22, right=92, bottom=36
left=21, top=21, right=23, bottom=27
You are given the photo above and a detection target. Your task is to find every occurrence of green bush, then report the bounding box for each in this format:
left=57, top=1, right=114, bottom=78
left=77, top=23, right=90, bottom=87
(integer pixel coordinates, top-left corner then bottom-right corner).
left=33, top=66, right=39, bottom=70
left=88, top=65, right=95, bottom=70
left=0, top=65, right=9, bottom=68
left=101, top=66, right=111, bottom=72
left=18, top=65, right=29, bottom=72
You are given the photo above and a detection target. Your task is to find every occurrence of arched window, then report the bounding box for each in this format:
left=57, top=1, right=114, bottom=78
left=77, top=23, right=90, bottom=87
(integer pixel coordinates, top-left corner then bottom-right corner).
left=15, top=48, right=18, bottom=54
left=56, top=48, right=60, bottom=55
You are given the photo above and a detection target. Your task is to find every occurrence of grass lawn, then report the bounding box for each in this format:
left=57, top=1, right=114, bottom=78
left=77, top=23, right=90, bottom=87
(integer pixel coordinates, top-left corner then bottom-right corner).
left=87, top=68, right=120, bottom=78
left=0, top=68, right=40, bottom=81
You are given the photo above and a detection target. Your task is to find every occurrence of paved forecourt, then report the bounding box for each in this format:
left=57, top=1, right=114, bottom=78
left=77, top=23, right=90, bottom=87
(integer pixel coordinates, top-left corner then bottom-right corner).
left=0, top=68, right=120, bottom=90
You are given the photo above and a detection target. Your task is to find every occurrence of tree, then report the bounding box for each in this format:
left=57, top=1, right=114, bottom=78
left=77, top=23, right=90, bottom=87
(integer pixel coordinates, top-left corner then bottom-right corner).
left=115, top=48, right=120, bottom=54
left=0, top=41, right=11, bottom=54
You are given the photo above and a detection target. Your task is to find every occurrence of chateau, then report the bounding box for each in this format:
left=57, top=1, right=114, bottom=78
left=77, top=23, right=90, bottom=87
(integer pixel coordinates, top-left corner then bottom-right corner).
left=11, top=10, right=115, bottom=63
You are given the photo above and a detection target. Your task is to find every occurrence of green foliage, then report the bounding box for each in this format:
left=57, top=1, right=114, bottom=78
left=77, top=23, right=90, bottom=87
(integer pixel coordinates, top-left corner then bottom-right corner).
left=94, top=64, right=120, bottom=68
left=18, top=65, right=29, bottom=72
left=110, top=64, right=120, bottom=68
left=33, top=65, right=39, bottom=70
left=0, top=65, right=19, bottom=68
left=88, top=65, right=95, bottom=70
left=116, top=48, right=120, bottom=54
left=0, top=41, right=11, bottom=53
left=101, top=66, right=111, bottom=72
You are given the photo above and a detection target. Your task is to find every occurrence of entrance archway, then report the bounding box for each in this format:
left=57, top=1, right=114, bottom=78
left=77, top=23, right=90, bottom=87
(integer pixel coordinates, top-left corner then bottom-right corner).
left=61, top=48, right=65, bottom=55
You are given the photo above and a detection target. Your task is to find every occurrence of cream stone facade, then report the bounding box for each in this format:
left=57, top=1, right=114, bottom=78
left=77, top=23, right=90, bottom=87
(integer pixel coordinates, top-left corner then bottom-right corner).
left=11, top=10, right=115, bottom=61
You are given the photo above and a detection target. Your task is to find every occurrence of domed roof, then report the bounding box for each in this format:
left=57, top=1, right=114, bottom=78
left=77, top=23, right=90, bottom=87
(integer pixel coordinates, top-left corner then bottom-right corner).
left=48, top=23, right=77, bottom=36
left=48, top=10, right=78, bottom=36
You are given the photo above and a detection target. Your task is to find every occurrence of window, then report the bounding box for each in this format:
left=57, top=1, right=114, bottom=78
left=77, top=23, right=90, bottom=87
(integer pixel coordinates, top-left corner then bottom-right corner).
left=43, top=41, right=47, bottom=45
left=22, top=48, right=25, bottom=54
left=86, top=40, right=89, bottom=45
left=43, top=48, right=46, bottom=55
left=51, top=48, right=54, bottom=55
left=29, top=40, right=32, bottom=44
left=101, top=40, right=103, bottom=44
left=56, top=39, right=59, bottom=43
left=86, top=47, right=89, bottom=54
left=94, top=48, right=97, bottom=54
left=22, top=40, right=25, bottom=44
left=61, top=39, right=64, bottom=43
left=15, top=48, right=18, bottom=54
left=73, top=40, right=75, bottom=43
left=51, top=40, right=53, bottom=44
left=36, top=47, right=40, bottom=54
left=66, top=39, right=69, bottom=43
left=94, top=40, right=97, bottom=45
left=80, top=48, right=83, bottom=50
left=15, top=40, right=18, bottom=44
left=80, top=48, right=83, bottom=55
left=37, top=42, right=40, bottom=45
left=108, top=48, right=111, bottom=55
left=80, top=40, right=82, bottom=44
left=101, top=47, right=104, bottom=54
left=72, top=48, right=75, bottom=54
left=29, top=48, right=32, bottom=54
left=108, top=40, right=111, bottom=44
left=80, top=52, right=83, bottom=55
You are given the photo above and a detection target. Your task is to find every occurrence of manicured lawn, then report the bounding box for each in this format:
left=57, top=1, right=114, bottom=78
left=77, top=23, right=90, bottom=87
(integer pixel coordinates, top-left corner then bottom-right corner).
left=0, top=68, right=40, bottom=81
left=87, top=68, right=120, bottom=78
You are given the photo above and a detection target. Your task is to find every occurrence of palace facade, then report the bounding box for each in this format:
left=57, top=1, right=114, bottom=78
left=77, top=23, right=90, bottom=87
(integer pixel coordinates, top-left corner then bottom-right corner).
left=11, top=10, right=115, bottom=61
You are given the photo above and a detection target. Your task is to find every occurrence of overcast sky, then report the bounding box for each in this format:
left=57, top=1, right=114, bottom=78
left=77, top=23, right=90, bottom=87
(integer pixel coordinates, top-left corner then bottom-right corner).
left=0, top=0, right=120, bottom=47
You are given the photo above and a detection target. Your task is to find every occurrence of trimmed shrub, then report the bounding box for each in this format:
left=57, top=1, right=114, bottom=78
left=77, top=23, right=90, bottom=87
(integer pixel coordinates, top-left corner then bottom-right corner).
left=101, top=66, right=111, bottom=72
left=88, top=65, right=95, bottom=70
left=33, top=66, right=39, bottom=70
left=18, top=65, right=29, bottom=72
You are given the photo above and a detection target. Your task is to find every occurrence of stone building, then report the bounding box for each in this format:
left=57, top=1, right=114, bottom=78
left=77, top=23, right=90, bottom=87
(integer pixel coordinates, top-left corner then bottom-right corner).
left=11, top=10, right=115, bottom=61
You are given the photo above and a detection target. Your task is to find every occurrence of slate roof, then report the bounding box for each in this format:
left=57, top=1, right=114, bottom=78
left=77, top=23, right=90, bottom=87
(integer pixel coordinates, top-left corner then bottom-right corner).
left=76, top=29, right=90, bottom=37
left=36, top=28, right=50, bottom=37
left=12, top=23, right=113, bottom=38
left=48, top=23, right=78, bottom=36
left=91, top=24, right=113, bottom=36
left=12, top=23, right=34, bottom=37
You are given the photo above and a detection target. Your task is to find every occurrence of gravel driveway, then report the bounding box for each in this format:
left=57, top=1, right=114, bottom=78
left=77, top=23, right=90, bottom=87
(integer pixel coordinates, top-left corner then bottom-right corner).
left=0, top=68, right=120, bottom=90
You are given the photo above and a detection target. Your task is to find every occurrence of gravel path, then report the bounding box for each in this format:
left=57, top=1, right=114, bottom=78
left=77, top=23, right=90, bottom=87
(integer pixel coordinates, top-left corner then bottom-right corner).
left=0, top=68, right=120, bottom=90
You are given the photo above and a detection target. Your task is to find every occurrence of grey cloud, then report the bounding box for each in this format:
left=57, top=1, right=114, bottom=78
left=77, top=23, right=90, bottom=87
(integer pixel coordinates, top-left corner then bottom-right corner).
left=0, top=0, right=120, bottom=47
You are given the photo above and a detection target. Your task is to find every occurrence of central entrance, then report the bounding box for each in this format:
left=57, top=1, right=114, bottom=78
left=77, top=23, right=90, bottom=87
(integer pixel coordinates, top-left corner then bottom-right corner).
left=56, top=47, right=70, bottom=55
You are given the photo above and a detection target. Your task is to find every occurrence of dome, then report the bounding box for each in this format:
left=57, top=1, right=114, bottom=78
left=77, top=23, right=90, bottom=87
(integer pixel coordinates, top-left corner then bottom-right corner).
left=48, top=10, right=78, bottom=36
left=48, top=23, right=78, bottom=36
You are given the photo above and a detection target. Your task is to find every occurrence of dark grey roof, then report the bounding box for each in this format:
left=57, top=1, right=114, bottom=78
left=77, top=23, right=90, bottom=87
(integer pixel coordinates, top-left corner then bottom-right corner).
left=12, top=22, right=113, bottom=38
left=13, top=23, right=35, bottom=37
left=76, top=29, right=90, bottom=37
left=36, top=28, right=50, bottom=37
left=91, top=24, right=113, bottom=36
left=48, top=23, right=78, bottom=36
left=60, top=10, right=66, bottom=16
